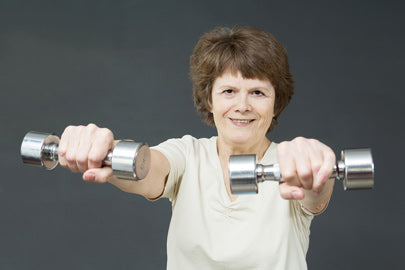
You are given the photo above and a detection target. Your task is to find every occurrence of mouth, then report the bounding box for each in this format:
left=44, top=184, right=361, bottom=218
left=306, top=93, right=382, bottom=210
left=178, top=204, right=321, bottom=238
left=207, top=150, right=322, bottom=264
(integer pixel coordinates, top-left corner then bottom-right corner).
left=230, top=118, right=255, bottom=126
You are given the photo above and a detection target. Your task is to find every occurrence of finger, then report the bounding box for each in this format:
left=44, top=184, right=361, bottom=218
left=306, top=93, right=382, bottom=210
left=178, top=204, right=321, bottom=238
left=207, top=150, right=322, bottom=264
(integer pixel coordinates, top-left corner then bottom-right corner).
left=277, top=143, right=301, bottom=187
left=59, top=126, right=80, bottom=172
left=294, top=148, right=313, bottom=190
left=83, top=167, right=113, bottom=183
left=313, top=147, right=336, bottom=193
left=279, top=182, right=305, bottom=200
left=88, top=128, right=114, bottom=169
left=65, top=126, right=83, bottom=173
left=58, top=126, right=72, bottom=168
left=307, top=139, right=324, bottom=176
left=75, top=127, right=94, bottom=173
left=295, top=140, right=324, bottom=191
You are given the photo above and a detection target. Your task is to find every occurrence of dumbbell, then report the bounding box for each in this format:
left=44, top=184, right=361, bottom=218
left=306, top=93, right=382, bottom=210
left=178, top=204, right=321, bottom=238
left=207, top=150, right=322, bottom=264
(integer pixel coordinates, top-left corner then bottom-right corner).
left=20, top=131, right=151, bottom=181
left=229, top=148, right=374, bottom=194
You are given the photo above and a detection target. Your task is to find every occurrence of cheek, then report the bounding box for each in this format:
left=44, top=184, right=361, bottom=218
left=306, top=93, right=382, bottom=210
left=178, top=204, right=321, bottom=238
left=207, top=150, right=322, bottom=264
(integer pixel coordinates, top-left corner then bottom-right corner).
left=212, top=98, right=231, bottom=116
left=260, top=102, right=275, bottom=119
left=210, top=101, right=223, bottom=125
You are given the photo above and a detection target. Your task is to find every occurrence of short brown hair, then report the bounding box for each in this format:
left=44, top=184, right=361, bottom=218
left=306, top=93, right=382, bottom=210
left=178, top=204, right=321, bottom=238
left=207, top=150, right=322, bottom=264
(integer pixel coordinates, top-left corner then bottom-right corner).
left=190, top=26, right=294, bottom=132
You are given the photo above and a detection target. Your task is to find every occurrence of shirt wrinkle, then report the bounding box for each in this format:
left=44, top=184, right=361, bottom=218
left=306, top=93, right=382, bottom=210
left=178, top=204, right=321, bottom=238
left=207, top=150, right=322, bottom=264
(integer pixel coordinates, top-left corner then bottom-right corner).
left=153, top=135, right=312, bottom=270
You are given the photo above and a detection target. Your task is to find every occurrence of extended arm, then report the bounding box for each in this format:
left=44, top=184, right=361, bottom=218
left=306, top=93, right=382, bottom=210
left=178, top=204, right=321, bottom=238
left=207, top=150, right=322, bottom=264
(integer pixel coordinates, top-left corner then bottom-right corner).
left=58, top=124, right=170, bottom=200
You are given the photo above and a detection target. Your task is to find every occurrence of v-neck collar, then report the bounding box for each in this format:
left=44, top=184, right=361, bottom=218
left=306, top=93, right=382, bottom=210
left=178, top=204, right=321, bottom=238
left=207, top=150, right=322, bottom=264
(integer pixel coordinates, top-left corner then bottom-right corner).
left=212, top=137, right=275, bottom=206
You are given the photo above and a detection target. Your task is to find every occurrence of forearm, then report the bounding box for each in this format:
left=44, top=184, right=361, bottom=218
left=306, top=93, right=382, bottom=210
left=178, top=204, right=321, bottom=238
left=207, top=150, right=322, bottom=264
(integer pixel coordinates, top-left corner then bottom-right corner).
left=300, top=178, right=335, bottom=215
left=107, top=149, right=170, bottom=200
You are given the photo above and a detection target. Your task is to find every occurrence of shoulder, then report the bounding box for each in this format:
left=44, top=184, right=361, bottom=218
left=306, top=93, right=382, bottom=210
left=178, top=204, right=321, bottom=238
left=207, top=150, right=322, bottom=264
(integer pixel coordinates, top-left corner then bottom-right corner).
left=153, top=135, right=215, bottom=147
left=152, top=135, right=217, bottom=156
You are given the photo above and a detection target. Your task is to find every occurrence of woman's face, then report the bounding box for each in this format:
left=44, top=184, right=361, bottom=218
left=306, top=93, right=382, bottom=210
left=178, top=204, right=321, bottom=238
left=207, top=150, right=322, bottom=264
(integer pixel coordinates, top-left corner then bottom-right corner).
left=211, top=70, right=275, bottom=147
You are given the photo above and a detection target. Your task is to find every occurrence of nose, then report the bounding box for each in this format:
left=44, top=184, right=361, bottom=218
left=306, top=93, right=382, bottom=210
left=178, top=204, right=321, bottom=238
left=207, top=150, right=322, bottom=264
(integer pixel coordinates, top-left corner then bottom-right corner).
left=235, top=93, right=251, bottom=112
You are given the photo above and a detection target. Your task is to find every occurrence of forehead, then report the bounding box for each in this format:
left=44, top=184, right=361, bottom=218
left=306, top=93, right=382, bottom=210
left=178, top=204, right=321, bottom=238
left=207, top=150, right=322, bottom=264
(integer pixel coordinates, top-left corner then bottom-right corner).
left=214, top=70, right=273, bottom=89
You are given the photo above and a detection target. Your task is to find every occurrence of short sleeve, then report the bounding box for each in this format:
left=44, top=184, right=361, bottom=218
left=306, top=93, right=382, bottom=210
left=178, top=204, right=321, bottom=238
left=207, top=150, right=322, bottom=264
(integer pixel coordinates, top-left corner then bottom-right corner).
left=290, top=200, right=314, bottom=251
left=151, top=136, right=192, bottom=201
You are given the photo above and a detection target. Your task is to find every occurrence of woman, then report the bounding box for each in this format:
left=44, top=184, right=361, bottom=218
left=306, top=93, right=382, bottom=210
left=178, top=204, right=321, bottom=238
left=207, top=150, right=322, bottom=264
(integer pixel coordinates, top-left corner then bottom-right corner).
left=58, top=26, right=335, bottom=269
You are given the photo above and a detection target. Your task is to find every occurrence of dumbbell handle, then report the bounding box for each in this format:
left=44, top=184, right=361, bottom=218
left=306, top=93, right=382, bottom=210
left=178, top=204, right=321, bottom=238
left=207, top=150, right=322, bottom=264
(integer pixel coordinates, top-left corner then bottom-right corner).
left=21, top=131, right=150, bottom=181
left=229, top=148, right=374, bottom=194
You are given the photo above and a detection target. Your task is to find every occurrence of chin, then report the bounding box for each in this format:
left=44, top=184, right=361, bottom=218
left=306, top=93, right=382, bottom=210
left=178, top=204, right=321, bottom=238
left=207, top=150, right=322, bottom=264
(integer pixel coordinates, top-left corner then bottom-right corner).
left=228, top=133, right=252, bottom=145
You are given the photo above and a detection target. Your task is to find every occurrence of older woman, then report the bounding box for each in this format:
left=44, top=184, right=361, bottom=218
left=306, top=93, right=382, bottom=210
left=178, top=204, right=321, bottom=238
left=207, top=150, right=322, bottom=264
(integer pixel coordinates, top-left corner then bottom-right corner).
left=58, top=26, right=335, bottom=269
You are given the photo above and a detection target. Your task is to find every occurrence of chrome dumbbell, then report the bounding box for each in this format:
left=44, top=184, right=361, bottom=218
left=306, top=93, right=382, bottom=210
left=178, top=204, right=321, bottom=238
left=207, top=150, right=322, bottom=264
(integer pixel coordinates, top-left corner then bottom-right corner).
left=20, top=131, right=151, bottom=181
left=229, top=148, right=374, bottom=194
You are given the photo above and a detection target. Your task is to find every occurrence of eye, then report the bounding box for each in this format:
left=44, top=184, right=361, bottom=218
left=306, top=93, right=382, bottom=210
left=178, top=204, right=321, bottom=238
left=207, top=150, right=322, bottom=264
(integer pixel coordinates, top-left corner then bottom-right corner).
left=252, top=90, right=265, bottom=96
left=223, top=89, right=234, bottom=94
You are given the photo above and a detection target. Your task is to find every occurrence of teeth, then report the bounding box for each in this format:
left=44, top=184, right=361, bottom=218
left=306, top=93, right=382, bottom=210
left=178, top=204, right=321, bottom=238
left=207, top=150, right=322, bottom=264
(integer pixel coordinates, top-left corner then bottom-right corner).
left=232, top=119, right=252, bottom=123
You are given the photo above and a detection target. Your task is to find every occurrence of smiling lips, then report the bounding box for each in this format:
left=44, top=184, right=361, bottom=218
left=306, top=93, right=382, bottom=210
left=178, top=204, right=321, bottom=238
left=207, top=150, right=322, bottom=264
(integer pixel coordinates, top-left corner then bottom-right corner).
left=230, top=118, right=255, bottom=126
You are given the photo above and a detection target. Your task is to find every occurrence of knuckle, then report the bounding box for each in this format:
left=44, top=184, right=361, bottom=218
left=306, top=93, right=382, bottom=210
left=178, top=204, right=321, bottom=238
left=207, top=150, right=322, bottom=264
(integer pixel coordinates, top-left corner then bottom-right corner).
left=88, top=153, right=103, bottom=166
left=59, top=160, right=68, bottom=168
left=308, top=138, right=320, bottom=145
left=65, top=125, right=83, bottom=136
left=299, top=169, right=312, bottom=181
left=87, top=123, right=97, bottom=128
left=278, top=140, right=291, bottom=149
left=278, top=141, right=287, bottom=148
left=87, top=123, right=98, bottom=132
left=64, top=125, right=74, bottom=133
left=98, top=128, right=114, bottom=142
left=301, top=181, right=313, bottom=190
left=326, top=150, right=336, bottom=162
left=312, top=161, right=322, bottom=173
left=277, top=142, right=290, bottom=157
left=77, top=125, right=85, bottom=134
left=65, top=152, right=76, bottom=163
left=299, top=175, right=313, bottom=190
left=70, top=166, right=79, bottom=173
left=62, top=125, right=74, bottom=138
left=293, top=136, right=306, bottom=144
left=290, top=137, right=305, bottom=149
left=58, top=147, right=67, bottom=156
left=281, top=170, right=296, bottom=182
left=76, top=154, right=88, bottom=166
left=101, top=128, right=113, bottom=137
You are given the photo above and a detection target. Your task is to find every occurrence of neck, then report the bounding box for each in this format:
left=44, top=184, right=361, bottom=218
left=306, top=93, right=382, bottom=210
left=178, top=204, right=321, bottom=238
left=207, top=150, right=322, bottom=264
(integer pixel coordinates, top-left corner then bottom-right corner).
left=216, top=136, right=271, bottom=162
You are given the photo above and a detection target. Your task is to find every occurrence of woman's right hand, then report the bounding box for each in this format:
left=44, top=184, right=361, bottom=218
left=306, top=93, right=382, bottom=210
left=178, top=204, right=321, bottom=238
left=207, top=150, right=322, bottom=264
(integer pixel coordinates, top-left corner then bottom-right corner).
left=58, top=123, right=115, bottom=183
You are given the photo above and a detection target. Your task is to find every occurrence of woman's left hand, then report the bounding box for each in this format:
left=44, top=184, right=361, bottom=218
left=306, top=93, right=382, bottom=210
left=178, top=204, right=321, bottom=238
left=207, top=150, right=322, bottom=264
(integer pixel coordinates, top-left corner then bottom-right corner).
left=276, top=137, right=336, bottom=200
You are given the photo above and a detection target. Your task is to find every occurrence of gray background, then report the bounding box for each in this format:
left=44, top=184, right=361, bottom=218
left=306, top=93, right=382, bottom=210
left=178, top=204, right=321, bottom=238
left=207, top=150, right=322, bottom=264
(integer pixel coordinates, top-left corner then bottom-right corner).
left=1, top=0, right=404, bottom=269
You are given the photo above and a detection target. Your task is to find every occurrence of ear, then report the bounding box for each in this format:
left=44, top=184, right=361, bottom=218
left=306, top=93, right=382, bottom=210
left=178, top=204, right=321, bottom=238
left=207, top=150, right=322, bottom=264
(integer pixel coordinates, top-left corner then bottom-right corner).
left=208, top=96, right=213, bottom=113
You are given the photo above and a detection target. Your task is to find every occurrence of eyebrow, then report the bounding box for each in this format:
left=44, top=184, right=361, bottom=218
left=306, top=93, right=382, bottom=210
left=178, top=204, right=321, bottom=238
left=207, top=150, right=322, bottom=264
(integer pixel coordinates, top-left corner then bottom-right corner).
left=216, top=84, right=273, bottom=93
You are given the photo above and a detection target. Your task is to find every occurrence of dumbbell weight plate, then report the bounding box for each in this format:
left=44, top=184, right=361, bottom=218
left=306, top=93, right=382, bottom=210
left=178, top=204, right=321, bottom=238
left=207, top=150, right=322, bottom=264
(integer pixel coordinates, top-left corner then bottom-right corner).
left=229, top=154, right=258, bottom=194
left=111, top=140, right=151, bottom=180
left=341, top=149, right=374, bottom=190
left=21, top=131, right=59, bottom=170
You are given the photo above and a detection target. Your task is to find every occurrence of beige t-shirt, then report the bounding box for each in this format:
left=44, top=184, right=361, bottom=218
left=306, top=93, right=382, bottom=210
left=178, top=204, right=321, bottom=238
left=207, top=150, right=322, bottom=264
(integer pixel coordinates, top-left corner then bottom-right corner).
left=153, top=135, right=313, bottom=270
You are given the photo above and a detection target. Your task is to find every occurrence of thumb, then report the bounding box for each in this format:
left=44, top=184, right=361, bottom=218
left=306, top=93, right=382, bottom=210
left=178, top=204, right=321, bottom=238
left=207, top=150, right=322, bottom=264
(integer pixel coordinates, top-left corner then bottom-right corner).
left=83, top=167, right=113, bottom=183
left=279, top=182, right=305, bottom=200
